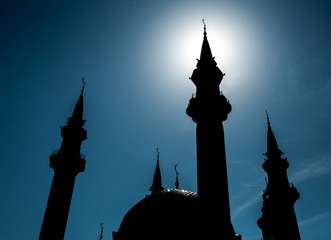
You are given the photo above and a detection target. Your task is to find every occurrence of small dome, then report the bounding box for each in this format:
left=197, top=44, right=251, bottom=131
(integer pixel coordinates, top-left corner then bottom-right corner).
left=114, top=189, right=202, bottom=240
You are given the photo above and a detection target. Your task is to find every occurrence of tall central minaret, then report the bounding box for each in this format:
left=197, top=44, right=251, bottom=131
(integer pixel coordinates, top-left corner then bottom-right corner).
left=39, top=81, right=87, bottom=240
left=186, top=21, right=240, bottom=239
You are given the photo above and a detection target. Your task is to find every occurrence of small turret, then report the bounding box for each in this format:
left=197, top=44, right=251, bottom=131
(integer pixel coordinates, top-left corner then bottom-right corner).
left=149, top=148, right=165, bottom=194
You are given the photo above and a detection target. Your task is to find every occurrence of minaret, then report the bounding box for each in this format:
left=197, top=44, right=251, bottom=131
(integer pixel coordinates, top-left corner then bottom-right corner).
left=257, top=112, right=301, bottom=240
left=39, top=80, right=87, bottom=240
left=149, top=148, right=165, bottom=194
left=186, top=21, right=239, bottom=239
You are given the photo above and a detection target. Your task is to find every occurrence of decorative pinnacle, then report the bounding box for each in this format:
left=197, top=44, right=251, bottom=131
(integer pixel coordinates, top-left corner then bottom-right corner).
left=99, top=223, right=104, bottom=240
left=202, top=19, right=207, bottom=38
left=175, top=164, right=179, bottom=189
left=156, top=148, right=160, bottom=163
left=81, top=78, right=86, bottom=95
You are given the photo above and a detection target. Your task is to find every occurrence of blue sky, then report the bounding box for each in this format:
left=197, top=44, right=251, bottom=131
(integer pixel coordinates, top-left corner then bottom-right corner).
left=0, top=0, right=331, bottom=239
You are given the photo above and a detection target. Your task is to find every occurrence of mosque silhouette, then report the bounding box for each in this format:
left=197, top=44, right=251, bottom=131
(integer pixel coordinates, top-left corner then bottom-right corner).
left=38, top=22, right=301, bottom=240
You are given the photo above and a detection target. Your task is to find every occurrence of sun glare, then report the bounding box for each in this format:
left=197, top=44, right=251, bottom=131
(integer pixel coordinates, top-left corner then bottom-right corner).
left=145, top=4, right=262, bottom=101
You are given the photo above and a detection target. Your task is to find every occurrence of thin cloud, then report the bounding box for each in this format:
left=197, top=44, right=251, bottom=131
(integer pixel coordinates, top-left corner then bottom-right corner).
left=245, top=233, right=262, bottom=240
left=304, top=83, right=331, bottom=98
left=232, top=193, right=261, bottom=220
left=287, top=60, right=331, bottom=96
left=299, top=210, right=331, bottom=226
left=290, top=156, right=331, bottom=184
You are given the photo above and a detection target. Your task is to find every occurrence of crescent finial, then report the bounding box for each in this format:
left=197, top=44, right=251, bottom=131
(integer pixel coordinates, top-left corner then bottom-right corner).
left=265, top=109, right=270, bottom=127
left=99, top=223, right=104, bottom=240
left=156, top=148, right=160, bottom=162
left=175, top=164, right=179, bottom=175
left=174, top=164, right=179, bottom=189
left=202, top=19, right=207, bottom=37
left=81, top=78, right=86, bottom=94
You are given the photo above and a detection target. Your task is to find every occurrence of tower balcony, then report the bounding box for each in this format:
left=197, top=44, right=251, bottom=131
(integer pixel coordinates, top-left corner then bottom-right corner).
left=288, top=185, right=300, bottom=203
left=186, top=94, right=231, bottom=123
left=50, top=149, right=86, bottom=173
left=262, top=157, right=289, bottom=174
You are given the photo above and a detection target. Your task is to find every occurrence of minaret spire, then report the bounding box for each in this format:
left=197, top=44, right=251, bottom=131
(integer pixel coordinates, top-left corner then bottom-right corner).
left=39, top=80, right=87, bottom=240
left=265, top=110, right=282, bottom=158
left=198, top=19, right=215, bottom=67
left=149, top=148, right=164, bottom=194
left=68, top=78, right=86, bottom=127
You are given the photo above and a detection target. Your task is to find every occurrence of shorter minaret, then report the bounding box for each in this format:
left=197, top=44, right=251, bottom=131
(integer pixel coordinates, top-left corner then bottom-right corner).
left=39, top=80, right=87, bottom=240
left=257, top=112, right=301, bottom=240
left=149, top=148, right=165, bottom=194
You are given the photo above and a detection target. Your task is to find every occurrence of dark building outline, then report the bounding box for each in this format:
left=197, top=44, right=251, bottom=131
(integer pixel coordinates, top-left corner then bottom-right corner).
left=37, top=23, right=304, bottom=240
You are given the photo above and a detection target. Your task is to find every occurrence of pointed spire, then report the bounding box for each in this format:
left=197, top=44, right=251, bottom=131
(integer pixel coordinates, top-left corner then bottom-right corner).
left=174, top=164, right=179, bottom=189
left=68, top=78, right=86, bottom=126
left=149, top=148, right=165, bottom=194
left=198, top=19, right=215, bottom=67
left=265, top=110, right=283, bottom=157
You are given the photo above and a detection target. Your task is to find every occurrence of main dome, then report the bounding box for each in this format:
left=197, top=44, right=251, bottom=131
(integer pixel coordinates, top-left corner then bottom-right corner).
left=113, top=189, right=202, bottom=240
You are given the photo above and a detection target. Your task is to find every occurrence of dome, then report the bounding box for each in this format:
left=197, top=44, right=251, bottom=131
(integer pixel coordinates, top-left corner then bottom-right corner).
left=113, top=189, right=203, bottom=240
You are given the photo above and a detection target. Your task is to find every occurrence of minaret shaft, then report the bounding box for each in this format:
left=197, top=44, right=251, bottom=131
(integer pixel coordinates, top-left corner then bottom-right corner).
left=196, top=122, right=231, bottom=221
left=39, top=174, right=76, bottom=240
